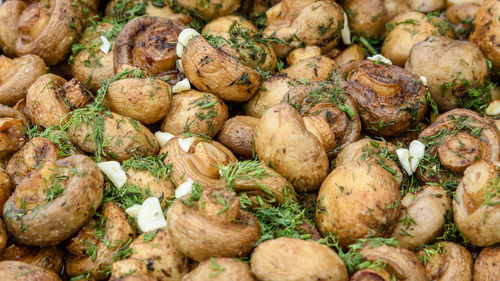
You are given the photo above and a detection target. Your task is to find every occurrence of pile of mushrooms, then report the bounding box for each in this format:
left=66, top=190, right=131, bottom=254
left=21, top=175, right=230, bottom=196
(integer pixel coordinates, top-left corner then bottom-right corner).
left=0, top=0, right=499, bottom=279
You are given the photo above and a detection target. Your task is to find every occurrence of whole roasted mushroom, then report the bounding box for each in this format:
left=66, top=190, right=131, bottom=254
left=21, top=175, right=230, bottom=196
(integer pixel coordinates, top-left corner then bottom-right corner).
left=473, top=246, right=500, bottom=281
left=65, top=203, right=136, bottom=280
left=0, top=261, right=61, bottom=281
left=263, top=0, right=344, bottom=57
left=470, top=0, right=500, bottom=71
left=175, top=0, right=241, bottom=19
left=0, top=0, right=86, bottom=65
left=279, top=56, right=338, bottom=82
left=245, top=74, right=297, bottom=118
left=405, top=36, right=488, bottom=111
left=250, top=237, right=348, bottom=281
left=3, top=155, right=104, bottom=246
left=161, top=90, right=228, bottom=137
left=216, top=116, right=259, bottom=157
left=0, top=105, right=27, bottom=160
left=183, top=258, right=255, bottom=281
left=418, top=242, right=473, bottom=281
left=1, top=244, right=64, bottom=273
left=167, top=187, right=261, bottom=261
left=344, top=0, right=388, bottom=38
left=161, top=136, right=237, bottom=187
left=453, top=160, right=500, bottom=246
left=342, top=60, right=427, bottom=136
left=316, top=161, right=401, bottom=247
left=0, top=55, right=46, bottom=106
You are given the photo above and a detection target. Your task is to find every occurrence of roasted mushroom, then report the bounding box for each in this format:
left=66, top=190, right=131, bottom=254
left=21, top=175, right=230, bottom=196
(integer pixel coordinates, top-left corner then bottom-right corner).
left=0, top=168, right=11, bottom=213
left=65, top=203, right=136, bottom=280
left=405, top=36, right=488, bottom=111
left=0, top=260, right=61, bottom=280
left=216, top=116, right=259, bottom=157
left=344, top=0, right=388, bottom=38
left=0, top=219, right=7, bottom=254
left=0, top=105, right=27, bottom=160
left=254, top=103, right=329, bottom=192
left=175, top=0, right=241, bottom=19
left=3, top=155, right=103, bottom=246
left=453, top=160, right=500, bottom=246
left=167, top=187, right=260, bottom=261
left=316, top=161, right=401, bottom=247
left=1, top=244, right=64, bottom=273
left=473, top=246, right=500, bottom=281
left=0, top=55, right=46, bottom=106
left=445, top=3, right=479, bottom=38
left=183, top=258, right=255, bottom=281
left=418, top=242, right=473, bottom=281
left=342, top=60, right=427, bottom=136
left=333, top=44, right=366, bottom=65
left=279, top=56, right=338, bottom=82
left=161, top=90, right=228, bottom=137
left=250, top=237, right=349, bottom=281
left=245, top=74, right=297, bottom=118
left=470, top=0, right=500, bottom=71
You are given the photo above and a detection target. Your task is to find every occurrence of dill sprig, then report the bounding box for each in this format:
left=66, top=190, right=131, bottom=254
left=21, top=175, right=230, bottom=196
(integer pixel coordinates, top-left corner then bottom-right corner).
left=122, top=153, right=172, bottom=181
left=219, top=160, right=269, bottom=189
left=103, top=182, right=152, bottom=210
left=24, top=124, right=79, bottom=157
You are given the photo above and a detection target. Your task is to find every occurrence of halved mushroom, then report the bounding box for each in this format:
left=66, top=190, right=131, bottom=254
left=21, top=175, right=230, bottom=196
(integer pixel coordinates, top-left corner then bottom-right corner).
left=161, top=136, right=236, bottom=187
left=418, top=242, right=473, bottom=281
left=1, top=244, right=64, bottom=273
left=470, top=0, right=500, bottom=71
left=0, top=55, right=46, bottom=106
left=65, top=203, right=136, bottom=280
left=341, top=60, right=427, bottom=136
left=183, top=258, right=255, bottom=281
left=250, top=237, right=348, bottom=281
left=3, top=154, right=103, bottom=246
left=391, top=185, right=451, bottom=249
left=216, top=116, right=259, bottom=157
left=161, top=90, right=228, bottom=137
left=0, top=261, right=61, bottom=280
left=316, top=161, right=401, bottom=247
left=167, top=187, right=260, bottom=261
left=0, top=105, right=27, bottom=160
left=453, top=160, right=500, bottom=246
left=473, top=246, right=500, bottom=281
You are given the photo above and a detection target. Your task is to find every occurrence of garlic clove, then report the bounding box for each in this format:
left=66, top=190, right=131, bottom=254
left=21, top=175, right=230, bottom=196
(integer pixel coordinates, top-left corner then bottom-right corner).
left=176, top=28, right=200, bottom=58
left=154, top=131, right=175, bottom=148
left=367, top=54, right=392, bottom=65
left=137, top=197, right=167, bottom=233
left=341, top=12, right=351, bottom=45
left=97, top=161, right=127, bottom=188
left=172, top=78, right=191, bottom=94
left=486, top=100, right=500, bottom=116
left=99, top=35, right=111, bottom=54
left=125, top=204, right=142, bottom=219
left=396, top=148, right=412, bottom=175
left=409, top=140, right=425, bottom=172
left=175, top=178, right=194, bottom=198
left=419, top=76, right=427, bottom=86
left=178, top=137, right=195, bottom=152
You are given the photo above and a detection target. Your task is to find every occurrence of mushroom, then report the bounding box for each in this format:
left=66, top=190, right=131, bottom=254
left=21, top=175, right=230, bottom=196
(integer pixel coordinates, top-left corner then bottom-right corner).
left=167, top=187, right=260, bottom=261
left=0, top=0, right=26, bottom=56
left=263, top=0, right=344, bottom=57
left=1, top=244, right=64, bottom=273
left=111, top=259, right=149, bottom=280
left=161, top=136, right=236, bottom=187
left=175, top=0, right=241, bottom=19
left=418, top=242, right=473, bottom=281
left=445, top=3, right=479, bottom=38
left=0, top=261, right=61, bottom=280
left=416, top=109, right=500, bottom=186
left=453, top=160, right=500, bottom=246
left=344, top=0, right=388, bottom=38
left=0, top=0, right=86, bottom=65
left=342, top=60, right=427, bottom=137
left=382, top=12, right=454, bottom=66
left=316, top=161, right=401, bottom=247
left=250, top=237, right=349, bottom=281
left=391, top=185, right=451, bottom=249
left=405, top=36, right=488, bottom=111
left=216, top=116, right=259, bottom=157
left=0, top=220, right=7, bottom=254
left=0, top=55, right=46, bottom=106
left=3, top=155, right=104, bottom=246
left=161, top=90, right=228, bottom=137
left=254, top=103, right=329, bottom=192
left=183, top=258, right=255, bottom=281
left=245, top=74, right=297, bottom=118
left=279, top=56, right=338, bottom=82
left=0, top=168, right=11, bottom=212
left=181, top=35, right=260, bottom=102
left=470, top=0, right=500, bottom=71
left=334, top=44, right=366, bottom=65
left=0, top=105, right=27, bottom=160
left=473, top=246, right=500, bottom=281
left=65, top=203, right=136, bottom=280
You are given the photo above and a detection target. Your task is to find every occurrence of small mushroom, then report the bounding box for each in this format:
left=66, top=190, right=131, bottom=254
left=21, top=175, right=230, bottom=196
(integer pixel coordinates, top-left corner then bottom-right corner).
left=418, top=242, right=473, bottom=281
left=470, top=0, right=500, bottom=71
left=175, top=0, right=241, bottom=19
left=0, top=105, right=27, bottom=160
left=344, top=0, right=388, bottom=38
left=216, top=116, right=259, bottom=157
left=473, top=246, right=500, bottom=281
left=183, top=258, right=255, bottom=281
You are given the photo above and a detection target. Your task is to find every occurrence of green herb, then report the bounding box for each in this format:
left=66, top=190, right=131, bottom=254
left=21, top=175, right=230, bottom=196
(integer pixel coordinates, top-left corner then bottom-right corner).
left=208, top=257, right=225, bottom=278
left=219, top=160, right=269, bottom=189
left=122, top=153, right=172, bottom=181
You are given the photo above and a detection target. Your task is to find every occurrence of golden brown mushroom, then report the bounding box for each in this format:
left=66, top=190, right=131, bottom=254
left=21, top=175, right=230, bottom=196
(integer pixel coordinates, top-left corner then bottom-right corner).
left=0, top=55, right=46, bottom=106
left=473, top=246, right=500, bottom=281
left=183, top=258, right=255, bottom=281
left=216, top=115, right=259, bottom=157
left=0, top=220, right=7, bottom=254
left=470, top=0, right=500, bottom=71
left=1, top=244, right=64, bottom=273
left=3, top=155, right=104, bottom=246
left=0, top=169, right=10, bottom=216
left=167, top=187, right=260, bottom=261
left=418, top=242, right=473, bottom=281
left=316, top=161, right=401, bottom=247
left=334, top=44, right=366, bottom=65
left=344, top=0, right=388, bottom=38
left=0, top=260, right=61, bottom=280
left=250, top=237, right=348, bottom=281
left=279, top=56, right=338, bottom=82
left=245, top=74, right=297, bottom=118
left=0, top=105, right=26, bottom=160
left=175, top=0, right=241, bottom=19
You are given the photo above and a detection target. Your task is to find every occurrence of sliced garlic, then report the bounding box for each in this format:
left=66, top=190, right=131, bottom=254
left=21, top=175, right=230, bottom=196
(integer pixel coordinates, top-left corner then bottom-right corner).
left=176, top=28, right=200, bottom=58
left=125, top=204, right=142, bottom=219
left=176, top=59, right=184, bottom=73
left=486, top=100, right=500, bottom=116
left=175, top=178, right=194, bottom=198
left=97, top=161, right=127, bottom=188
left=408, top=140, right=425, bottom=172
left=396, top=148, right=412, bottom=175
left=341, top=12, right=351, bottom=45
left=419, top=76, right=427, bottom=86
left=367, top=54, right=392, bottom=65
left=137, top=197, right=166, bottom=233
left=172, top=78, right=191, bottom=93
left=99, top=35, right=111, bottom=54
left=154, top=131, right=175, bottom=148
left=178, top=137, right=195, bottom=152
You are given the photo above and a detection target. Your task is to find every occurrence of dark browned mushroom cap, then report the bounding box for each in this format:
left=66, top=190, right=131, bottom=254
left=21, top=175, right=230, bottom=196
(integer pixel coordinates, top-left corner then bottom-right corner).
left=114, top=16, right=188, bottom=82
left=341, top=60, right=427, bottom=137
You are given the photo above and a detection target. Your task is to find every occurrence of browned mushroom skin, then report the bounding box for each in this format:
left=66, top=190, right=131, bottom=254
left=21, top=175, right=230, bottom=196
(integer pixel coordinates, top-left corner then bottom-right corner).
left=176, top=0, right=241, bottom=19
left=1, top=244, right=64, bottom=273
left=114, top=17, right=187, bottom=83
left=341, top=60, right=427, bottom=137
left=167, top=188, right=261, bottom=261
left=0, top=260, right=62, bottom=281
left=183, top=258, right=256, bottom=281
left=418, top=242, right=473, bottom=281
left=0, top=168, right=12, bottom=212
left=469, top=0, right=500, bottom=71
left=350, top=268, right=393, bottom=281
left=216, top=115, right=259, bottom=157
left=473, top=247, right=500, bottom=281
left=0, top=0, right=26, bottom=57
left=344, top=0, right=388, bottom=38
left=0, top=105, right=27, bottom=160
